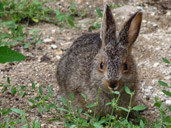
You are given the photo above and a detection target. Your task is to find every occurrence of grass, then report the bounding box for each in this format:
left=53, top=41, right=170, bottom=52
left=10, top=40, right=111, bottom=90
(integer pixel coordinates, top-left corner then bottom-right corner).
left=0, top=0, right=77, bottom=49
left=0, top=0, right=171, bottom=127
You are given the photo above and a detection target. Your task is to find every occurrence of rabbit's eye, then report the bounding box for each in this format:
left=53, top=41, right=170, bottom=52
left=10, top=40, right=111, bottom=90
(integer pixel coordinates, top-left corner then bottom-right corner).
left=100, top=62, right=104, bottom=70
left=123, top=63, right=128, bottom=71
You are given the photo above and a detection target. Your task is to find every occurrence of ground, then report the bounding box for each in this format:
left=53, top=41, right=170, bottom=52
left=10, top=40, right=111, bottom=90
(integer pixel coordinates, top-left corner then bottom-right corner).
left=0, top=0, right=171, bottom=127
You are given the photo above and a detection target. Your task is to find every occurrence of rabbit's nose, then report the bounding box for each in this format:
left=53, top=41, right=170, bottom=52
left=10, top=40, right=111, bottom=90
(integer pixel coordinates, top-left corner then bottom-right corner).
left=109, top=81, right=119, bottom=90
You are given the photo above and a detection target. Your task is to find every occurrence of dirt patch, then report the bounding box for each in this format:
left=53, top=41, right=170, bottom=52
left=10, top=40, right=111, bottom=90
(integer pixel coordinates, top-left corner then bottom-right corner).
left=0, top=0, right=171, bottom=127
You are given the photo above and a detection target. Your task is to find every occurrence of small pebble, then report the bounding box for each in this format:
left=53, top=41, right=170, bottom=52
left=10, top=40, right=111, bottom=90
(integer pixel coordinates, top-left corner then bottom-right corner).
left=43, top=38, right=52, bottom=43
left=148, top=86, right=153, bottom=90
left=56, top=55, right=61, bottom=59
left=51, top=44, right=57, bottom=49
left=153, top=24, right=158, bottom=28
left=51, top=29, right=56, bottom=33
left=166, top=100, right=171, bottom=105
left=153, top=63, right=159, bottom=67
left=142, top=20, right=147, bottom=23
left=137, top=6, right=143, bottom=11
left=155, top=47, right=161, bottom=50
left=166, top=11, right=171, bottom=16
left=145, top=88, right=151, bottom=93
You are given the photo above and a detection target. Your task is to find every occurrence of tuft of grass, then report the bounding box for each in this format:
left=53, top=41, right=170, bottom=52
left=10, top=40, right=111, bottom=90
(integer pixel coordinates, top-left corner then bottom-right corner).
left=0, top=0, right=54, bottom=24
left=0, top=1, right=170, bottom=127
left=0, top=1, right=78, bottom=48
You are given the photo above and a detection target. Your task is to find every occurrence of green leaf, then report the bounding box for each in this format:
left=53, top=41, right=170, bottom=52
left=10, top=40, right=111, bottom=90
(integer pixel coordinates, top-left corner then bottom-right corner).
left=48, top=104, right=56, bottom=109
left=140, top=120, right=145, bottom=128
left=78, top=108, right=83, bottom=114
left=43, top=94, right=50, bottom=101
left=70, top=125, right=76, bottom=128
left=32, top=82, right=36, bottom=89
left=3, top=84, right=8, bottom=93
left=67, top=16, right=75, bottom=27
left=56, top=14, right=66, bottom=22
left=158, top=80, right=169, bottom=87
left=98, top=117, right=106, bottom=124
left=70, top=2, right=75, bottom=13
left=56, top=8, right=60, bottom=16
left=0, top=2, right=4, bottom=10
left=21, top=116, right=26, bottom=124
left=162, top=90, right=171, bottom=96
left=14, top=36, right=24, bottom=41
left=113, top=91, right=120, bottom=95
left=11, top=108, right=26, bottom=116
left=168, top=105, right=171, bottom=112
left=105, top=102, right=111, bottom=106
left=132, top=105, right=146, bottom=111
left=24, top=43, right=31, bottom=48
left=47, top=85, right=53, bottom=95
left=0, top=46, right=26, bottom=64
left=11, top=86, right=17, bottom=95
left=60, top=97, right=67, bottom=105
left=57, top=108, right=69, bottom=112
left=154, top=97, right=162, bottom=108
left=124, top=85, right=131, bottom=95
left=118, top=106, right=130, bottom=112
left=0, top=33, right=10, bottom=39
left=162, top=58, right=170, bottom=64
left=32, top=120, right=41, bottom=128
left=93, top=122, right=103, bottom=128
left=87, top=103, right=96, bottom=108
left=81, top=93, right=87, bottom=99
left=39, top=86, right=43, bottom=96
left=7, top=77, right=10, bottom=84
left=120, top=120, right=128, bottom=125
left=5, top=118, right=9, bottom=127
left=39, top=105, right=43, bottom=114
left=165, top=116, right=171, bottom=123
left=96, top=8, right=102, bottom=17
left=21, top=92, right=26, bottom=98
left=37, top=40, right=42, bottom=44
left=91, top=23, right=100, bottom=29
left=70, top=93, right=74, bottom=101
left=1, top=109, right=12, bottom=116
left=32, top=17, right=39, bottom=23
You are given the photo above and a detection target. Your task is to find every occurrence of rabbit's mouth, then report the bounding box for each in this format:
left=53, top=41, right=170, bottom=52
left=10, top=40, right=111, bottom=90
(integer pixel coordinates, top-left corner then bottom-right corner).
left=109, top=82, right=119, bottom=90
left=103, top=80, right=122, bottom=91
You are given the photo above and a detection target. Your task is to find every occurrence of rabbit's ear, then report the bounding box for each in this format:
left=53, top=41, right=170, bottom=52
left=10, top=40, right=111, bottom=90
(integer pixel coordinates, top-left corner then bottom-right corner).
left=118, top=11, right=142, bottom=48
left=100, top=5, right=116, bottom=47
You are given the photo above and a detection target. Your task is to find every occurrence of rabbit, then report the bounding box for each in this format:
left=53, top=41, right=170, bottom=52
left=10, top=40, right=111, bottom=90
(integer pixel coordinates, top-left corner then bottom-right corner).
left=56, top=5, right=142, bottom=116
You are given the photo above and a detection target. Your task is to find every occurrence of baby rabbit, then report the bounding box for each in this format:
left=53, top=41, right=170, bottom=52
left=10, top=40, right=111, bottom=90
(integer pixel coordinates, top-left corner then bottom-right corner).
left=57, top=5, right=142, bottom=116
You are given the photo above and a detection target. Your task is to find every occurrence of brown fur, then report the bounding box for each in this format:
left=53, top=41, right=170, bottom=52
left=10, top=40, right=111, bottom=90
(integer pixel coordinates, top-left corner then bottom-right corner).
left=56, top=5, right=142, bottom=116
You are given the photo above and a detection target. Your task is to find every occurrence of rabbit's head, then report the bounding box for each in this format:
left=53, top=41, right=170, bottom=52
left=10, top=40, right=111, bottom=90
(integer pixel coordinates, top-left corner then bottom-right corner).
left=92, top=5, right=142, bottom=93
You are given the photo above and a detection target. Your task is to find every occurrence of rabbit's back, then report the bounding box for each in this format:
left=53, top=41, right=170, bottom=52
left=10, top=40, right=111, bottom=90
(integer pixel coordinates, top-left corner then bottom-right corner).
left=57, top=33, right=102, bottom=95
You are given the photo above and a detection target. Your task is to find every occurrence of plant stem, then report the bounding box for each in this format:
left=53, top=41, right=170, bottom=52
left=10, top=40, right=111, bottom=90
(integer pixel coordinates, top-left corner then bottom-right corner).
left=93, top=87, right=101, bottom=119
left=126, top=92, right=134, bottom=120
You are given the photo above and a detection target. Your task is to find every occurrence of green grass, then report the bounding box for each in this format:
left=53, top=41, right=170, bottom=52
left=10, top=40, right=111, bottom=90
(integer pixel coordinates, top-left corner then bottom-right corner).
left=0, top=0, right=77, bottom=48
left=0, top=0, right=171, bottom=127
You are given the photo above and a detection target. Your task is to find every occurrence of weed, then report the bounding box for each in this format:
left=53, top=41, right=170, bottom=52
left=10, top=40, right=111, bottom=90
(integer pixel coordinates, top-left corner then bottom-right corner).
left=0, top=1, right=77, bottom=48
left=0, top=71, right=170, bottom=127
left=56, top=2, right=76, bottom=27
left=155, top=57, right=171, bottom=128
left=0, top=0, right=54, bottom=24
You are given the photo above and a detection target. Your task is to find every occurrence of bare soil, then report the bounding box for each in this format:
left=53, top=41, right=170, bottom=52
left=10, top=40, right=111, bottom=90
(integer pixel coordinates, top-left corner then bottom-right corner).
left=0, top=0, right=171, bottom=127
